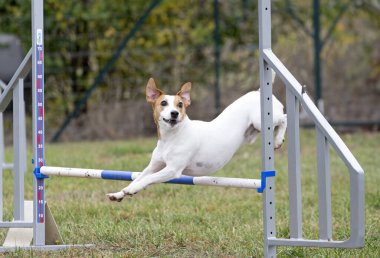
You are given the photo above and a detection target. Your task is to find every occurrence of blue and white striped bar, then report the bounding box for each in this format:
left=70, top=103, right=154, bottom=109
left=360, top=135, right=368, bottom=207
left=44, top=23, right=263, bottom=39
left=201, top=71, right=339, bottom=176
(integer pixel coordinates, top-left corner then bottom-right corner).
left=40, top=166, right=261, bottom=189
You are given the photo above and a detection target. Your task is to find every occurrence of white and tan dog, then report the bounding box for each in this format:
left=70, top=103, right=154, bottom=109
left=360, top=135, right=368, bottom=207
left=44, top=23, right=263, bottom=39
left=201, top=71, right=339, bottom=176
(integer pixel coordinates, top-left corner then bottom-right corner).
left=107, top=77, right=287, bottom=202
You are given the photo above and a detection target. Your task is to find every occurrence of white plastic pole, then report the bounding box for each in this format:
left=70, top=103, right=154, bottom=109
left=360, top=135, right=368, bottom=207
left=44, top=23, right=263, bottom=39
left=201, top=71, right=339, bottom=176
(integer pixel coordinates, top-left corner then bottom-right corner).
left=41, top=166, right=261, bottom=189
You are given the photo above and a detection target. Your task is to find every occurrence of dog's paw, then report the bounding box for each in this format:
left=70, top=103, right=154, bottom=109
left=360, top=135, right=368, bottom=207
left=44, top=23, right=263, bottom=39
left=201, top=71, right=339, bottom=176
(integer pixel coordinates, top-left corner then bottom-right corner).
left=106, top=192, right=124, bottom=202
left=274, top=138, right=285, bottom=150
left=122, top=183, right=143, bottom=196
left=122, top=188, right=136, bottom=196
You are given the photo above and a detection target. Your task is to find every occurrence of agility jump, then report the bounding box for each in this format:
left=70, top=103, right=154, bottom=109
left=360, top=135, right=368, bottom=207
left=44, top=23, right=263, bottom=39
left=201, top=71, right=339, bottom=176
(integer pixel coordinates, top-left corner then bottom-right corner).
left=0, top=0, right=364, bottom=257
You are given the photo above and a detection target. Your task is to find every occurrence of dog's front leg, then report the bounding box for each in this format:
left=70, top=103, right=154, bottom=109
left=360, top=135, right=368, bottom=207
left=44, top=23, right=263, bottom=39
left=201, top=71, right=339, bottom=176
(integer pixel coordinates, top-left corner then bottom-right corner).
left=107, top=166, right=181, bottom=201
left=106, top=159, right=164, bottom=202
left=133, top=159, right=165, bottom=183
left=122, top=165, right=182, bottom=195
left=133, top=147, right=165, bottom=183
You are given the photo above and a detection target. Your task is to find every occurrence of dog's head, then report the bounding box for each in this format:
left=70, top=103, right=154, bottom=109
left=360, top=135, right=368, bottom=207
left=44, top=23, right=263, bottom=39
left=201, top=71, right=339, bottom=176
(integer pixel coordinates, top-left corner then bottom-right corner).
left=146, top=78, right=191, bottom=130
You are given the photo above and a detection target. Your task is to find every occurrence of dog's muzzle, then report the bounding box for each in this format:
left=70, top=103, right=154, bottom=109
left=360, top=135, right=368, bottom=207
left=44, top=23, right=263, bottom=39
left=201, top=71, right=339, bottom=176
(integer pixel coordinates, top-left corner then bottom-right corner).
left=163, top=111, right=179, bottom=126
left=163, top=117, right=178, bottom=126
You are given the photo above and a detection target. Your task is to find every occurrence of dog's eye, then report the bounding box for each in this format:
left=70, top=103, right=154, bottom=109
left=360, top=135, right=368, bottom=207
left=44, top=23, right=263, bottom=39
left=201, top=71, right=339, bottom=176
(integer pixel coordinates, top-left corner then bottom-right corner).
left=178, top=102, right=183, bottom=108
left=161, top=100, right=168, bottom=106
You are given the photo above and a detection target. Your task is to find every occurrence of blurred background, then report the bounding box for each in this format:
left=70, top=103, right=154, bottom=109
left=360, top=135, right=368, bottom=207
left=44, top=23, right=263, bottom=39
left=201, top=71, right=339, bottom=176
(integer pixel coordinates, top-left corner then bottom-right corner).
left=0, top=0, right=379, bottom=142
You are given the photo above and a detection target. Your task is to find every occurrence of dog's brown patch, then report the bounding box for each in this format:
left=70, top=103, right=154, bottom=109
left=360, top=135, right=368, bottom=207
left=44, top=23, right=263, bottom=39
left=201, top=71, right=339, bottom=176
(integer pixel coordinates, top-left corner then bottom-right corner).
left=174, top=95, right=186, bottom=119
left=151, top=94, right=166, bottom=138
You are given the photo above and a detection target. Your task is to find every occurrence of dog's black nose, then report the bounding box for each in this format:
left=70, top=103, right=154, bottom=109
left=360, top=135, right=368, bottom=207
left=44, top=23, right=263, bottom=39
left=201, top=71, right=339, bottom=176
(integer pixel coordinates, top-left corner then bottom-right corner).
left=171, top=111, right=179, bottom=119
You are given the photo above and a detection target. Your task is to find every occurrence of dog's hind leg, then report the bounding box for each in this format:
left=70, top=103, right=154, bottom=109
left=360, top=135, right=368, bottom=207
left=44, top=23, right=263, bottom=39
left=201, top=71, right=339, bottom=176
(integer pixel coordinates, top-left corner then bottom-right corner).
left=244, top=124, right=260, bottom=144
left=274, top=114, right=287, bottom=149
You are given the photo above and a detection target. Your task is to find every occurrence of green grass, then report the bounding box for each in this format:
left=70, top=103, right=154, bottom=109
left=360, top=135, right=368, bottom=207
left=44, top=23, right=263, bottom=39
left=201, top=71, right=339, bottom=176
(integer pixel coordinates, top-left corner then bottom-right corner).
left=0, top=130, right=379, bottom=257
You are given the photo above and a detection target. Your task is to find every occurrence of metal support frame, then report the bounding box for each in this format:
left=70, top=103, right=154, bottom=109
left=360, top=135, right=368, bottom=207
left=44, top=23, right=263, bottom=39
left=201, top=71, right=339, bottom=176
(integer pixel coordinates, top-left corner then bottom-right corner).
left=259, top=0, right=364, bottom=256
left=262, top=47, right=364, bottom=251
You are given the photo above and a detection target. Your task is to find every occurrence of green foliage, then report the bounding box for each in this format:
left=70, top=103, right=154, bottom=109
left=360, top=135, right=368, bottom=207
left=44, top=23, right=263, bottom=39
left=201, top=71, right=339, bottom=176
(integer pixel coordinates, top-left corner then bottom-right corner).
left=0, top=1, right=259, bottom=122
left=0, top=1, right=379, bottom=138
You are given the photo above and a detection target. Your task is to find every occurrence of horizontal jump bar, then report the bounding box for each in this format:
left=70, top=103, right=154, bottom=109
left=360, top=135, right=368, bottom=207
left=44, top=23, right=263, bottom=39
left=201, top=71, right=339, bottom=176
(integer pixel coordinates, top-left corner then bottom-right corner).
left=40, top=166, right=261, bottom=189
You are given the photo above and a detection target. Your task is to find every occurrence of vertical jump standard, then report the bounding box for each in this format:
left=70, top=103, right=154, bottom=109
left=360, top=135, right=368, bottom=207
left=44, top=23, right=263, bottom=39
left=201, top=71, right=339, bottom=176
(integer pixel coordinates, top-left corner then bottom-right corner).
left=32, top=0, right=47, bottom=244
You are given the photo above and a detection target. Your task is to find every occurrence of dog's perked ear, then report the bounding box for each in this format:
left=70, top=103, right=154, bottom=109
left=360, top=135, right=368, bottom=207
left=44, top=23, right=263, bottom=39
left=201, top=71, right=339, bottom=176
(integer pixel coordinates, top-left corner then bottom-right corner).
left=177, top=82, right=192, bottom=107
left=146, top=78, right=163, bottom=103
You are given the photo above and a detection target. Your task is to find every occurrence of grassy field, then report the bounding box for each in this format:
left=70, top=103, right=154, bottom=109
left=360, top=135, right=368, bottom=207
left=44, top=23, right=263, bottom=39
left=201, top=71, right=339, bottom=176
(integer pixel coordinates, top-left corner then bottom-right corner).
left=0, top=130, right=379, bottom=257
